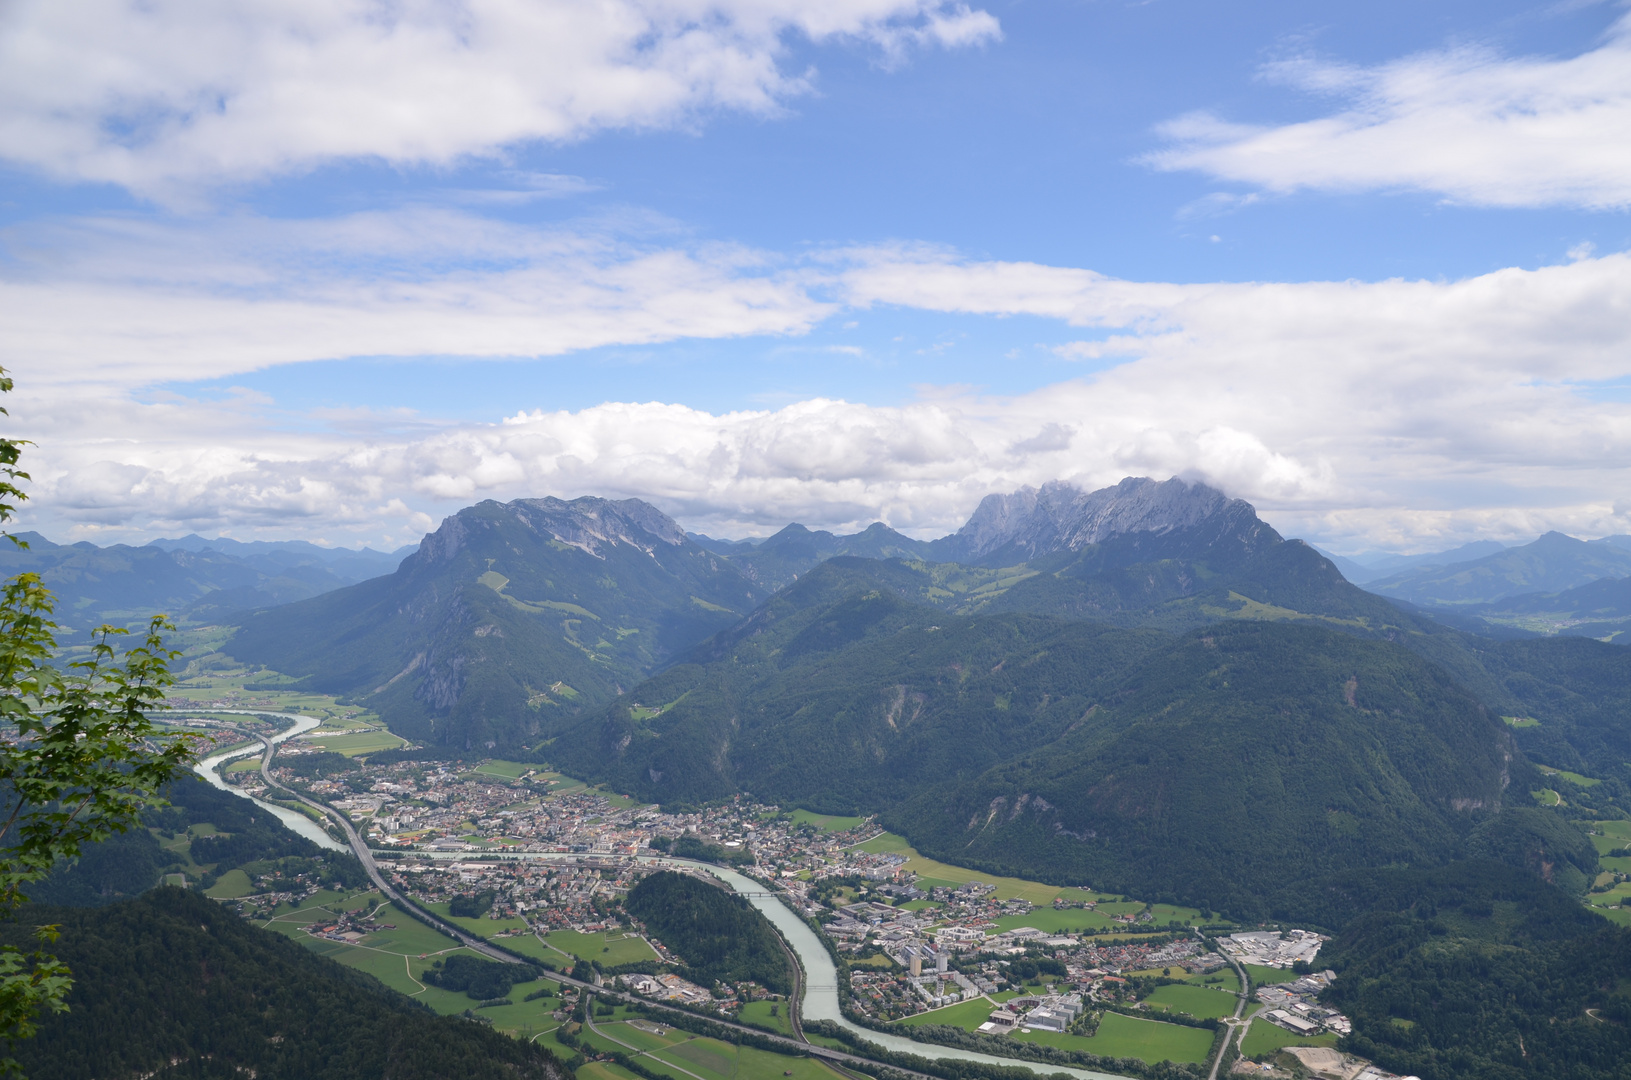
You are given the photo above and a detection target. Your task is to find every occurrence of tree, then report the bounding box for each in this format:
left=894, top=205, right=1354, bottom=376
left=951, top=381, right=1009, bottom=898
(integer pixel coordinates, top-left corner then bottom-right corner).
left=0, top=369, right=200, bottom=1072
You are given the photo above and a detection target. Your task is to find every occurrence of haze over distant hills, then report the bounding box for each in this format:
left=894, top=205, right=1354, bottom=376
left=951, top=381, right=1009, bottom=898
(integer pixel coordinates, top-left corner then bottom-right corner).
left=0, top=531, right=408, bottom=632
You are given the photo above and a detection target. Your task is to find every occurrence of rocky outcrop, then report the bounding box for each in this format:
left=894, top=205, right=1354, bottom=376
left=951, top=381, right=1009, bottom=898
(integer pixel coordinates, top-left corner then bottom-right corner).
left=934, top=476, right=1252, bottom=564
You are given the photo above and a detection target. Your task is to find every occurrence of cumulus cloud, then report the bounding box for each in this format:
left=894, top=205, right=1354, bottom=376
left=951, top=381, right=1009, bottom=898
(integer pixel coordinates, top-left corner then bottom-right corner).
left=1145, top=12, right=1631, bottom=209
left=0, top=0, right=999, bottom=195
left=9, top=211, right=1631, bottom=551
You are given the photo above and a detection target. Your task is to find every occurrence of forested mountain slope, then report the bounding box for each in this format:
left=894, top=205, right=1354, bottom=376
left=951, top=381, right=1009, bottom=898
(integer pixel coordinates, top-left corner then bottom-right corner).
left=227, top=496, right=764, bottom=749
left=895, top=620, right=1532, bottom=914
left=552, top=557, right=1544, bottom=912
left=4, top=888, right=567, bottom=1080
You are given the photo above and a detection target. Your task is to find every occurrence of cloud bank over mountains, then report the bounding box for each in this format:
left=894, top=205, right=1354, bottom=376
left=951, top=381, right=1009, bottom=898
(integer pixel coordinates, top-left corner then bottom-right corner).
left=4, top=0, right=1630, bottom=555
left=11, top=211, right=1631, bottom=552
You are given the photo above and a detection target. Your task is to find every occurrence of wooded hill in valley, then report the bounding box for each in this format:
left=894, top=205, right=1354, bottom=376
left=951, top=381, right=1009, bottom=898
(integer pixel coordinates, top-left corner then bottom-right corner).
left=624, top=871, right=792, bottom=993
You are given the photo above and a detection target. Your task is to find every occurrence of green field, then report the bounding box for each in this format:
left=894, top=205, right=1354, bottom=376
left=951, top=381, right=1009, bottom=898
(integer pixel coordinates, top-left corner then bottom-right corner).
left=1008, top=1012, right=1212, bottom=1064
left=1141, top=983, right=1237, bottom=1020
left=1240, top=1019, right=1338, bottom=1058
left=302, top=729, right=406, bottom=756
left=736, top=1000, right=794, bottom=1035
left=1592, top=905, right=1631, bottom=926
left=791, top=809, right=867, bottom=832
left=989, top=904, right=1153, bottom=934
left=1183, top=969, right=1240, bottom=994
left=1502, top=716, right=1541, bottom=728
left=579, top=1063, right=645, bottom=1080
left=470, top=759, right=535, bottom=779
left=422, top=899, right=530, bottom=937
left=1537, top=764, right=1601, bottom=787
left=893, top=997, right=997, bottom=1031
left=856, top=833, right=1105, bottom=905
left=543, top=928, right=661, bottom=966
left=1241, top=964, right=1299, bottom=990
left=644, top=1033, right=851, bottom=1080
left=204, top=868, right=254, bottom=899
left=596, top=1019, right=692, bottom=1053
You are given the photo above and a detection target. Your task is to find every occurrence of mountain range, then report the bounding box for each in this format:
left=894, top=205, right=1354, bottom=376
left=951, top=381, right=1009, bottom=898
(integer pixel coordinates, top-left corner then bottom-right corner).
left=0, top=531, right=406, bottom=632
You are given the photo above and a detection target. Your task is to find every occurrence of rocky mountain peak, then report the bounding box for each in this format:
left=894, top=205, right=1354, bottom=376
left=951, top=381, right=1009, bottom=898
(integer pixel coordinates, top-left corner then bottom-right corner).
left=945, top=476, right=1250, bottom=562
left=416, top=495, right=686, bottom=564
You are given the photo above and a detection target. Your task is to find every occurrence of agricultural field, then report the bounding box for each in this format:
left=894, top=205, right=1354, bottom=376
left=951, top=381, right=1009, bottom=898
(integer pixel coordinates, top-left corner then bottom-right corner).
left=736, top=1000, right=794, bottom=1035
left=1140, top=983, right=1237, bottom=1020
left=629, top=1031, right=850, bottom=1080
left=543, top=928, right=661, bottom=966
left=1012, top=1012, right=1213, bottom=1065
left=204, top=868, right=254, bottom=899
left=892, top=997, right=996, bottom=1031
left=855, top=833, right=1103, bottom=906
left=300, top=729, right=406, bottom=756
left=470, top=760, right=536, bottom=779
left=1537, top=764, right=1601, bottom=787
left=1242, top=964, right=1295, bottom=989
left=250, top=888, right=577, bottom=1033
left=790, top=809, right=866, bottom=832
left=1239, top=1019, right=1338, bottom=1058
left=421, top=899, right=530, bottom=937
left=989, top=905, right=1144, bottom=934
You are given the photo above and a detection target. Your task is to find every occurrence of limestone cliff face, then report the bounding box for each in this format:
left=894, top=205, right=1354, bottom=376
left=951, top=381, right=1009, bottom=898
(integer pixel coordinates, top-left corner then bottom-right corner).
left=934, top=476, right=1263, bottom=565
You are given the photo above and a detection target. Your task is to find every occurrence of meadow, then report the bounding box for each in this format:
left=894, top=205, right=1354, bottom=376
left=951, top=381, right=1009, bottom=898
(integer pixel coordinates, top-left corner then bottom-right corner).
left=1239, top=1019, right=1338, bottom=1058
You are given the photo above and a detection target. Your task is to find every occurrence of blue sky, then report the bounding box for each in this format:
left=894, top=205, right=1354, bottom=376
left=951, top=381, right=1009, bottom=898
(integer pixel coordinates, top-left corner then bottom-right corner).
left=3, top=0, right=1631, bottom=550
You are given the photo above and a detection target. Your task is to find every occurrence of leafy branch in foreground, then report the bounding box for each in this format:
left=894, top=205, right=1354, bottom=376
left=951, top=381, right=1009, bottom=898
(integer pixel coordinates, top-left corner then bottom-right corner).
left=0, top=367, right=201, bottom=1074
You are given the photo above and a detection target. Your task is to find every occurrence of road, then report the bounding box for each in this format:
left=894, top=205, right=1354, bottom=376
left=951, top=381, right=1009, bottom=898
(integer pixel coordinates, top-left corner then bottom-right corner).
left=1204, top=940, right=1252, bottom=1080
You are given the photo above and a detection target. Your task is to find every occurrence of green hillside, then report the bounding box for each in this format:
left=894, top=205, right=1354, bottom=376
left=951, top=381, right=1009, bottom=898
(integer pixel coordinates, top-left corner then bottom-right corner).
left=553, top=556, right=1548, bottom=912
left=227, top=496, right=764, bottom=749
left=550, top=563, right=1168, bottom=809
left=1304, top=861, right=1631, bottom=1080
left=4, top=888, right=568, bottom=1080
left=896, top=620, right=1530, bottom=914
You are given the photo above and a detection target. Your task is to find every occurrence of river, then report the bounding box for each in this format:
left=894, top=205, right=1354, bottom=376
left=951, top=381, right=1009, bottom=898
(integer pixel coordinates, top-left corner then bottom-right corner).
left=407, top=850, right=1129, bottom=1080
left=181, top=714, right=1130, bottom=1078
left=186, top=709, right=349, bottom=852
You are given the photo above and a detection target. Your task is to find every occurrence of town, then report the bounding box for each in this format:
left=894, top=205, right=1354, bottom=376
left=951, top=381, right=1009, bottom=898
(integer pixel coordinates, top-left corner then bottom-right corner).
left=212, top=738, right=1362, bottom=1061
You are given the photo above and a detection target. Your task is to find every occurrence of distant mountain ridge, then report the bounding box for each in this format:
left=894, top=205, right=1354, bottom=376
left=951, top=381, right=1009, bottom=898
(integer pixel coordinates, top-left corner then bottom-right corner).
left=0, top=531, right=404, bottom=631
left=1365, top=531, right=1631, bottom=609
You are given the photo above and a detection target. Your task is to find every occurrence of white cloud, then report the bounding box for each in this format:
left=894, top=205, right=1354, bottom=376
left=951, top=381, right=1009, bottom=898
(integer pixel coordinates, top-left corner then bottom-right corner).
left=0, top=209, right=832, bottom=387
left=0, top=0, right=999, bottom=196
left=1146, top=13, right=1631, bottom=209
left=9, top=211, right=1631, bottom=552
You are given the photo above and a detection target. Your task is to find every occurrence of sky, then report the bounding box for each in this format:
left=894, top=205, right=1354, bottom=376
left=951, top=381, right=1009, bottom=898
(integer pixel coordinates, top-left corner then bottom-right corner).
left=3, top=0, right=1631, bottom=554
